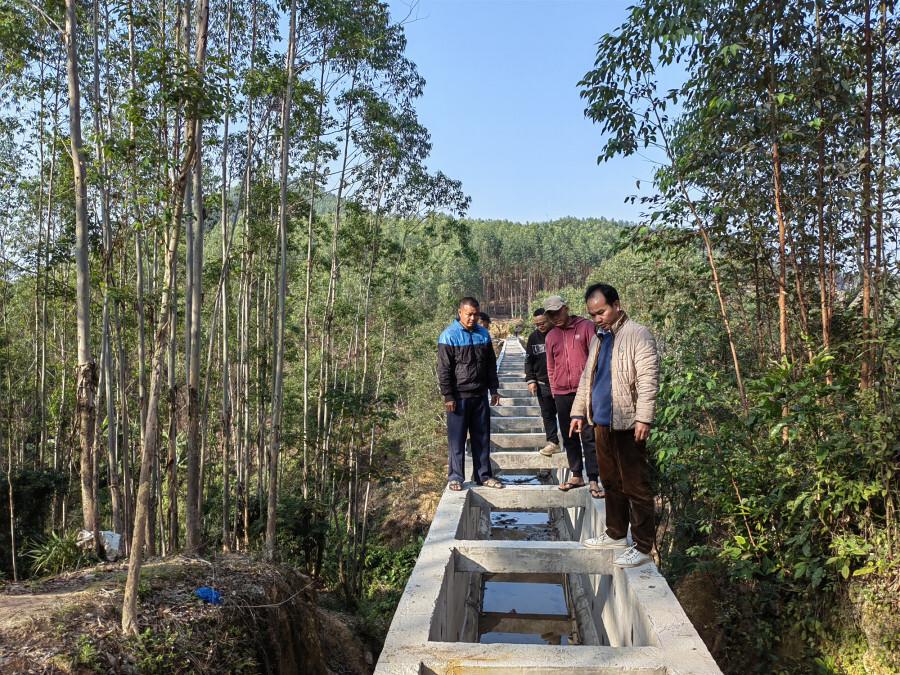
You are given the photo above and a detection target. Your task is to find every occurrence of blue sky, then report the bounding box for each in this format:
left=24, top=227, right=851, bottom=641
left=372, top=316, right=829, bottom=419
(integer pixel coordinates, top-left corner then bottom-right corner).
left=387, top=0, right=669, bottom=224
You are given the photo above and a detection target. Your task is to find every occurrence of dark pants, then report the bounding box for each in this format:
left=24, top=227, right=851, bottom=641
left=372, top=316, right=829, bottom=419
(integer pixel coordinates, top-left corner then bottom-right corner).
left=536, top=384, right=559, bottom=445
left=553, top=393, right=598, bottom=482
left=447, top=396, right=492, bottom=484
left=594, top=426, right=655, bottom=554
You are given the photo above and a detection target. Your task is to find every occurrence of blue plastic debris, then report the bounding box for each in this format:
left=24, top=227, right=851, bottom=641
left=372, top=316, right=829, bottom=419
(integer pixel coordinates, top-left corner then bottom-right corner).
left=194, top=586, right=223, bottom=605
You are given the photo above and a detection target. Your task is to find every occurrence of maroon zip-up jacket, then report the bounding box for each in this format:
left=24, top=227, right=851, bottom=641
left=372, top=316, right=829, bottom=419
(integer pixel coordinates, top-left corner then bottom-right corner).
left=545, top=316, right=594, bottom=396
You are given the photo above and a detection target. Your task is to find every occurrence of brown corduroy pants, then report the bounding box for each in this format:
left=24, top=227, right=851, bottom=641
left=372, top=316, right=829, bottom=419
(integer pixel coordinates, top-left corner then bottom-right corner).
left=594, top=426, right=655, bottom=554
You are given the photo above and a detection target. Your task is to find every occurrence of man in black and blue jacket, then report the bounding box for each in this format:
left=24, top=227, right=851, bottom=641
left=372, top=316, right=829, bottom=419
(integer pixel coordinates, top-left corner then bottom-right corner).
left=438, top=297, right=503, bottom=491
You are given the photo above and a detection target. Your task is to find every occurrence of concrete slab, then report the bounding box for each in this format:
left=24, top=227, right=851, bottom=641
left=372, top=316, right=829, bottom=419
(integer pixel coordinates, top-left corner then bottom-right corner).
left=492, top=406, right=542, bottom=417
left=499, top=397, right=537, bottom=407
left=491, top=451, right=568, bottom=471
left=469, top=485, right=584, bottom=509
left=491, top=417, right=544, bottom=432
left=455, top=542, right=618, bottom=575
left=498, top=388, right=532, bottom=397
left=491, top=432, right=546, bottom=448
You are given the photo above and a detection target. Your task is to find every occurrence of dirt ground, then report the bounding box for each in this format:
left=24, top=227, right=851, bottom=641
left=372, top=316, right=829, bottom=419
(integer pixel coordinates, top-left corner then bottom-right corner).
left=0, top=554, right=373, bottom=674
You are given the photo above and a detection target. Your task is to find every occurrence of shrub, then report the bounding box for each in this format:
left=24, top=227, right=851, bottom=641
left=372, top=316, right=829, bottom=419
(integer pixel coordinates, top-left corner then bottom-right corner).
left=26, top=531, right=94, bottom=576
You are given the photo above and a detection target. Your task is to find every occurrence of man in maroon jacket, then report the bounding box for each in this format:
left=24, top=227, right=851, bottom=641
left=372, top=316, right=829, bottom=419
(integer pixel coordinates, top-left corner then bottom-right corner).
left=544, top=295, right=602, bottom=498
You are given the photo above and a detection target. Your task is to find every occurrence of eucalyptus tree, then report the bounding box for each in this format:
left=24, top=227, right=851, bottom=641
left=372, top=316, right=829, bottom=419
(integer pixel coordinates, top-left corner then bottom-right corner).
left=264, top=0, right=296, bottom=563
left=579, top=0, right=898, bottom=401
left=122, top=0, right=211, bottom=630
left=62, top=0, right=103, bottom=551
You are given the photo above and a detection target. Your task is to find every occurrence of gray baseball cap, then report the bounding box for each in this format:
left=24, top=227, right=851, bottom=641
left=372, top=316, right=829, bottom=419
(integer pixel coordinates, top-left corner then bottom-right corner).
left=544, top=295, right=567, bottom=311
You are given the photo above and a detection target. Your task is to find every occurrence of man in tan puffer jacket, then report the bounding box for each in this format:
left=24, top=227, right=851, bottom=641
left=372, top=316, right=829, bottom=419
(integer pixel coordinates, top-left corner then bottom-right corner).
left=570, top=283, right=659, bottom=567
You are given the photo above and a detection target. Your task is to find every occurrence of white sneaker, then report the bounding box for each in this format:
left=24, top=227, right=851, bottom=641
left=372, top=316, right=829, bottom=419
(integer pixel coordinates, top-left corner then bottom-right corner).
left=583, top=533, right=628, bottom=548
left=613, top=545, right=652, bottom=567
left=538, top=441, right=561, bottom=457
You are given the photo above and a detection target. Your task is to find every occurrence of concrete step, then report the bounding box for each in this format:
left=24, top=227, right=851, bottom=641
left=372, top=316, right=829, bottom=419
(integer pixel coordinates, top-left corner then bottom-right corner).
left=491, top=432, right=545, bottom=449
left=499, top=397, right=536, bottom=407
left=490, top=450, right=569, bottom=471
left=490, top=417, right=544, bottom=433
left=498, top=388, right=532, bottom=397
left=492, top=405, right=541, bottom=417
left=497, top=381, right=528, bottom=390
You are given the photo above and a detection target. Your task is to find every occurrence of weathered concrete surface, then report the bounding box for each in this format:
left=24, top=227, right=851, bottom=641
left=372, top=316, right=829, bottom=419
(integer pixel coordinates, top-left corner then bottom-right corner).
left=375, top=338, right=721, bottom=675
left=492, top=405, right=542, bottom=417
left=490, top=416, right=545, bottom=432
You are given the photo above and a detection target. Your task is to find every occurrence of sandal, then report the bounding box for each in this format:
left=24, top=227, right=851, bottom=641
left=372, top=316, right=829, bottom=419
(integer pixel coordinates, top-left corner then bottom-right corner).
left=448, top=480, right=463, bottom=492
left=558, top=479, right=586, bottom=492
left=590, top=486, right=605, bottom=499
left=482, top=478, right=504, bottom=489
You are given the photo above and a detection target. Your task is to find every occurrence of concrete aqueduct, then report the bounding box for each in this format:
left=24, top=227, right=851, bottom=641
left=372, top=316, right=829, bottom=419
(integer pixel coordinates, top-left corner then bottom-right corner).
left=375, top=338, right=721, bottom=675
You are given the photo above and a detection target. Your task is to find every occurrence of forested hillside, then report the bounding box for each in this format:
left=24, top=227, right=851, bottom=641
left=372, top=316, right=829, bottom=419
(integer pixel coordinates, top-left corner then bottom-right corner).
left=466, top=217, right=626, bottom=318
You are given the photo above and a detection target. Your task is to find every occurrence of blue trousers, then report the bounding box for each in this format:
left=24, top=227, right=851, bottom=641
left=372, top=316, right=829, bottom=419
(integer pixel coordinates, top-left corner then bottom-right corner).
left=447, top=396, right=492, bottom=484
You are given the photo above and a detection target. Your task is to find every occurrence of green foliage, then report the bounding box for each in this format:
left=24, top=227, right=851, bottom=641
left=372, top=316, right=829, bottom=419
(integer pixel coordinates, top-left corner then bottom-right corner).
left=579, top=1, right=899, bottom=665
left=551, top=231, right=899, bottom=670
left=364, top=539, right=420, bottom=592
left=0, top=468, right=68, bottom=578
left=274, top=494, right=329, bottom=576
left=357, top=539, right=422, bottom=639
left=74, top=635, right=100, bottom=669
left=26, top=531, right=94, bottom=577
left=129, top=627, right=180, bottom=675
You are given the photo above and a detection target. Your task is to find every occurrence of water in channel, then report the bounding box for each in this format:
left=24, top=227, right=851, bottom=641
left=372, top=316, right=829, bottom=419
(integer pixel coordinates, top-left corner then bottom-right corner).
left=477, top=472, right=581, bottom=645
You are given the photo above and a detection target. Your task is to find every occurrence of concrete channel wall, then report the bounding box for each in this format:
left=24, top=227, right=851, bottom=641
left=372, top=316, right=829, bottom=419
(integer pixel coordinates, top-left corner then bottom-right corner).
left=375, top=338, right=721, bottom=675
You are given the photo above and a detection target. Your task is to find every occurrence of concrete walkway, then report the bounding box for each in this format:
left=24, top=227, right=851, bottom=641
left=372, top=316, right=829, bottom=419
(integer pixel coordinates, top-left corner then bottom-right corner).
left=376, top=338, right=721, bottom=674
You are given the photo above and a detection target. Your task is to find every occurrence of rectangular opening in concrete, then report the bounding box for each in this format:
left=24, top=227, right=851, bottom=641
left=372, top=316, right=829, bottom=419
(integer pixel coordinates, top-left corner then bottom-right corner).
left=495, top=472, right=544, bottom=485
left=478, top=573, right=579, bottom=645
left=450, top=546, right=662, bottom=649
left=490, top=509, right=556, bottom=541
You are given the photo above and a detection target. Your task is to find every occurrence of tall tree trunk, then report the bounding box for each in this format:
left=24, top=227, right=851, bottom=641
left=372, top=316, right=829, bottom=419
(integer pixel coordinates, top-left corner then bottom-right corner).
left=768, top=21, right=789, bottom=361
left=302, top=43, right=328, bottom=500
left=220, top=0, right=234, bottom=551
left=122, top=141, right=197, bottom=635
left=859, top=0, right=874, bottom=389
left=3, top=285, right=18, bottom=581
left=814, top=2, right=831, bottom=352
left=266, top=0, right=297, bottom=561
left=65, top=0, right=101, bottom=554
left=93, top=0, right=123, bottom=537
left=651, top=105, right=747, bottom=410
left=185, top=0, right=210, bottom=555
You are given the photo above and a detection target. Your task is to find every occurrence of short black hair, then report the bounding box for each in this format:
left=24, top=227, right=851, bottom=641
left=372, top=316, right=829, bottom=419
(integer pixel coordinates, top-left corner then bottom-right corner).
left=584, top=283, right=620, bottom=305
left=459, top=296, right=480, bottom=309
left=533, top=308, right=545, bottom=317
left=479, top=311, right=491, bottom=323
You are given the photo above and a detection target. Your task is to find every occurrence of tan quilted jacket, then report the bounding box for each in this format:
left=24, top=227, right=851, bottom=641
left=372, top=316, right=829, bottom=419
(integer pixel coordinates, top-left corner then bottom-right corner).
left=571, top=313, right=659, bottom=430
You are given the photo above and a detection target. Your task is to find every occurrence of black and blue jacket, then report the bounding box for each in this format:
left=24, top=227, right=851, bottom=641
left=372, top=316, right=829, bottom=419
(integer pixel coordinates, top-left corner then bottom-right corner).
left=437, top=320, right=499, bottom=402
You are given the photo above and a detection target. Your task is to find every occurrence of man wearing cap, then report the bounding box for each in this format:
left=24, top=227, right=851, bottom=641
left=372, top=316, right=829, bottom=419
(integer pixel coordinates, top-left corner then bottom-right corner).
left=543, top=295, right=602, bottom=499
left=525, top=308, right=559, bottom=456
left=570, top=283, right=659, bottom=568
left=438, top=296, right=504, bottom=491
